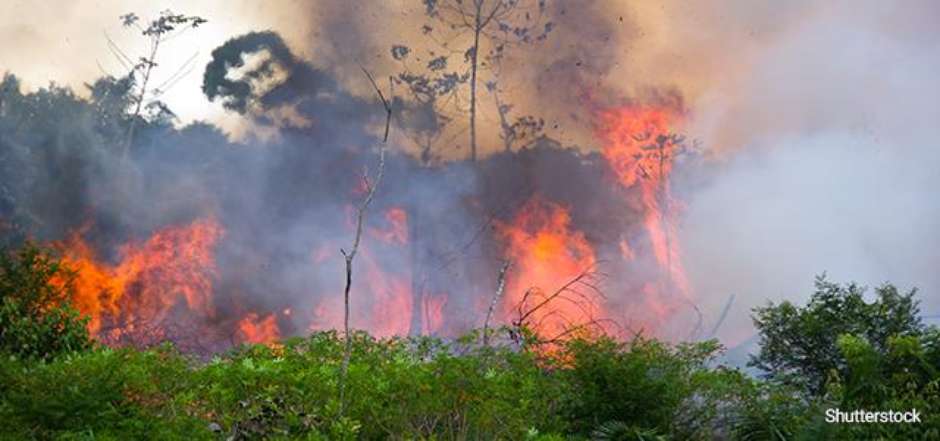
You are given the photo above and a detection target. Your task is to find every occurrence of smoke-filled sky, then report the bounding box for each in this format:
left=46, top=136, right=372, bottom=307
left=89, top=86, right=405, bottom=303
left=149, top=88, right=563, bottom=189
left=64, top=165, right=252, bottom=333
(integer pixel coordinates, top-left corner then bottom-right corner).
left=2, top=0, right=938, bottom=346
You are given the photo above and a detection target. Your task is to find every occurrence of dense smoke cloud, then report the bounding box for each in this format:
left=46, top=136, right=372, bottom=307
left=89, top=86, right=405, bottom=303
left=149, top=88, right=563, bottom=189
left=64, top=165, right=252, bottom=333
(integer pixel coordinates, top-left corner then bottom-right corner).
left=676, top=1, right=940, bottom=346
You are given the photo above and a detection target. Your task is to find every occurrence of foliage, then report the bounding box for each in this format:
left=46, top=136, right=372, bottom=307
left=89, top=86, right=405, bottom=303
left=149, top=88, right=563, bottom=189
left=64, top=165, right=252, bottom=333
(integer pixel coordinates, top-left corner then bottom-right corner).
left=0, top=243, right=92, bottom=361
left=749, top=274, right=925, bottom=395
left=2, top=254, right=939, bottom=439
left=0, top=328, right=744, bottom=440
left=0, top=346, right=210, bottom=440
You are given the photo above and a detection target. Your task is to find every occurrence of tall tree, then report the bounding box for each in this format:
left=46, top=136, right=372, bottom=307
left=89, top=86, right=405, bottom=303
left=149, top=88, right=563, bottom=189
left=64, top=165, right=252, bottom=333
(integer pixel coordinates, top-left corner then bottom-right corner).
left=401, top=0, right=554, bottom=161
left=115, top=10, right=206, bottom=159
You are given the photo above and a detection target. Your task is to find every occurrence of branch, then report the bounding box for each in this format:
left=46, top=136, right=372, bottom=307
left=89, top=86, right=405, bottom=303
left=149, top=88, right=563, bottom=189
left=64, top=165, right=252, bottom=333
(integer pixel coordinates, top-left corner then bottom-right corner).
left=516, top=264, right=598, bottom=325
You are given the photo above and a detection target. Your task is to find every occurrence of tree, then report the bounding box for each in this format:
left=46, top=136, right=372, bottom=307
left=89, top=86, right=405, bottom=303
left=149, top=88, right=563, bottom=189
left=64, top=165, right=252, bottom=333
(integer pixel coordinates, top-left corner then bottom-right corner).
left=749, top=275, right=926, bottom=395
left=114, top=10, right=206, bottom=159
left=338, top=68, right=393, bottom=415
left=401, top=0, right=554, bottom=161
left=391, top=45, right=467, bottom=165
left=487, top=80, right=545, bottom=153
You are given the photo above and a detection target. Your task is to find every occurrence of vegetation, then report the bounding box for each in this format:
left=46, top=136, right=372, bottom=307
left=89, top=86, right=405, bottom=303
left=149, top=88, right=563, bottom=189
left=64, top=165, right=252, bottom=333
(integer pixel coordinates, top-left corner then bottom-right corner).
left=0, top=10, right=937, bottom=438
left=0, top=245, right=938, bottom=439
left=0, top=243, right=91, bottom=361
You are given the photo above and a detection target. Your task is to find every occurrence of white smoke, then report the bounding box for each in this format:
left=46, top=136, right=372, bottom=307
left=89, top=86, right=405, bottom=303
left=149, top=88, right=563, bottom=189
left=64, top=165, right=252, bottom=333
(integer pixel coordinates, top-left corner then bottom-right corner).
left=678, top=1, right=940, bottom=347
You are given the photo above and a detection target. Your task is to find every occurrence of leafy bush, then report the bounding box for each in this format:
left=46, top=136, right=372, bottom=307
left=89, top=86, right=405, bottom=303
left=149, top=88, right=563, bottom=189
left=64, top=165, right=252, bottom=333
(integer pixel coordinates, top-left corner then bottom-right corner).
left=559, top=336, right=740, bottom=439
left=749, top=275, right=925, bottom=395
left=0, top=243, right=92, bottom=361
left=0, top=346, right=209, bottom=440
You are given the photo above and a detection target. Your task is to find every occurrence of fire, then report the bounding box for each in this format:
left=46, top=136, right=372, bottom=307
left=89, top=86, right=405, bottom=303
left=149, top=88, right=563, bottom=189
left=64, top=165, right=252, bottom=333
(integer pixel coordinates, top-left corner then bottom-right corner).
left=237, top=312, right=280, bottom=344
left=419, top=293, right=446, bottom=335
left=55, top=217, right=224, bottom=341
left=312, top=206, right=416, bottom=337
left=497, top=196, right=600, bottom=340
left=595, top=105, right=692, bottom=319
left=370, top=207, right=408, bottom=245
left=360, top=247, right=412, bottom=337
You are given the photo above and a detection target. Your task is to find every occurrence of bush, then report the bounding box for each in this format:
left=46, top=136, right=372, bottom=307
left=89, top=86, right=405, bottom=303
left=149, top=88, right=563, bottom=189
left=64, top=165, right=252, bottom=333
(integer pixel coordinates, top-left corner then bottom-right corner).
left=1, top=267, right=937, bottom=438
left=558, top=336, right=737, bottom=439
left=749, top=275, right=924, bottom=395
left=0, top=346, right=209, bottom=440
left=0, top=243, right=92, bottom=361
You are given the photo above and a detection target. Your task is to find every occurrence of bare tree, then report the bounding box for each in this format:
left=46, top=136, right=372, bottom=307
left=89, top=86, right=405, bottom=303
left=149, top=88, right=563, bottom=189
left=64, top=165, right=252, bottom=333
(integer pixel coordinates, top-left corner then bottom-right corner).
left=338, top=67, right=393, bottom=414
left=634, top=131, right=705, bottom=338
left=115, top=10, right=206, bottom=159
left=401, top=0, right=554, bottom=161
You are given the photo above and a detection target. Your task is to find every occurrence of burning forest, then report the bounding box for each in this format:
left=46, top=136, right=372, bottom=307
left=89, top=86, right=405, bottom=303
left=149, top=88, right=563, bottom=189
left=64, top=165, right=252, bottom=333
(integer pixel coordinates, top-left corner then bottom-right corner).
left=2, top=1, right=940, bottom=438
left=23, top=90, right=699, bottom=351
left=0, top=6, right=714, bottom=352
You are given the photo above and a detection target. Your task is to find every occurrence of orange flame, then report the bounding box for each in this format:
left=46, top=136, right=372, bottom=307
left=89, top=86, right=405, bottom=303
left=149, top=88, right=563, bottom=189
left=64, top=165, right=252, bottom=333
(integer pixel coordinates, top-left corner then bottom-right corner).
left=237, top=312, right=280, bottom=344
left=497, top=196, right=600, bottom=340
left=595, top=105, right=692, bottom=323
left=312, top=206, right=416, bottom=337
left=55, top=217, right=224, bottom=339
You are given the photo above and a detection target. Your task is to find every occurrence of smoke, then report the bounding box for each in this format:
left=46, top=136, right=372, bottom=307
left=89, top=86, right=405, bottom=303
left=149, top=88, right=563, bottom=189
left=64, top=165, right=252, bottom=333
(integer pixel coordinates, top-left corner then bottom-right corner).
left=675, top=1, right=940, bottom=345
left=2, top=1, right=938, bottom=351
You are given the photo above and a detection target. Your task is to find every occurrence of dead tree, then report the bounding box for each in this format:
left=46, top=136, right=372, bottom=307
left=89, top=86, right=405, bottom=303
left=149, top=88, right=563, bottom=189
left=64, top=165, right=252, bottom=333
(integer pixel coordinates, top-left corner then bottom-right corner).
left=338, top=67, right=393, bottom=414
left=482, top=259, right=511, bottom=347
left=403, top=0, right=554, bottom=161
left=115, top=10, right=206, bottom=159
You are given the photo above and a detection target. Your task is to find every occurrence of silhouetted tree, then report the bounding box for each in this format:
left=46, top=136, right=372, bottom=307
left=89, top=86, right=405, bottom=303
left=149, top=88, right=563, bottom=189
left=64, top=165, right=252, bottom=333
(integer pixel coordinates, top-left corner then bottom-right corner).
left=116, top=10, right=206, bottom=159
left=396, top=0, right=554, bottom=161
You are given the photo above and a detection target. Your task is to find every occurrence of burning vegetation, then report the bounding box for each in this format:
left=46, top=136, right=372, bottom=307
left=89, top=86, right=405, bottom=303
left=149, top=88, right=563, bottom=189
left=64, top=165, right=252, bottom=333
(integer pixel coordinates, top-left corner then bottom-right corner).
left=34, top=100, right=694, bottom=351
left=0, top=8, right=701, bottom=352
left=3, top=2, right=940, bottom=439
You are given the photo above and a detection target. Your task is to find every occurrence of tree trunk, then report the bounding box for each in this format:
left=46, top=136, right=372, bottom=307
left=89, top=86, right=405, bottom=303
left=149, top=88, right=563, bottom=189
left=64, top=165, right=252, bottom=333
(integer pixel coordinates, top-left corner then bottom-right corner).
left=123, top=38, right=160, bottom=160
left=469, top=3, right=482, bottom=162
left=408, top=203, right=425, bottom=336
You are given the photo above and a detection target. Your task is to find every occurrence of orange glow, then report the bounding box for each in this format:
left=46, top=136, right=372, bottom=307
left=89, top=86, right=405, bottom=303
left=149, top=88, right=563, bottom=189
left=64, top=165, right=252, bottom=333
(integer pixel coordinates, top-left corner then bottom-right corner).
left=497, top=196, right=600, bottom=340
left=237, top=312, right=280, bottom=344
left=595, top=105, right=692, bottom=321
left=359, top=246, right=412, bottom=337
left=421, top=293, right=447, bottom=335
left=312, top=205, right=417, bottom=337
left=55, top=217, right=223, bottom=339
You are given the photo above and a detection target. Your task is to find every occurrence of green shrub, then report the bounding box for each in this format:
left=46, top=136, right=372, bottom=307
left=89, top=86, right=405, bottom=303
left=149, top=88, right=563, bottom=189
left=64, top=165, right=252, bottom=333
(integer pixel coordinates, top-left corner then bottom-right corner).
left=0, top=347, right=209, bottom=440
left=558, top=336, right=729, bottom=439
left=0, top=243, right=92, bottom=361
